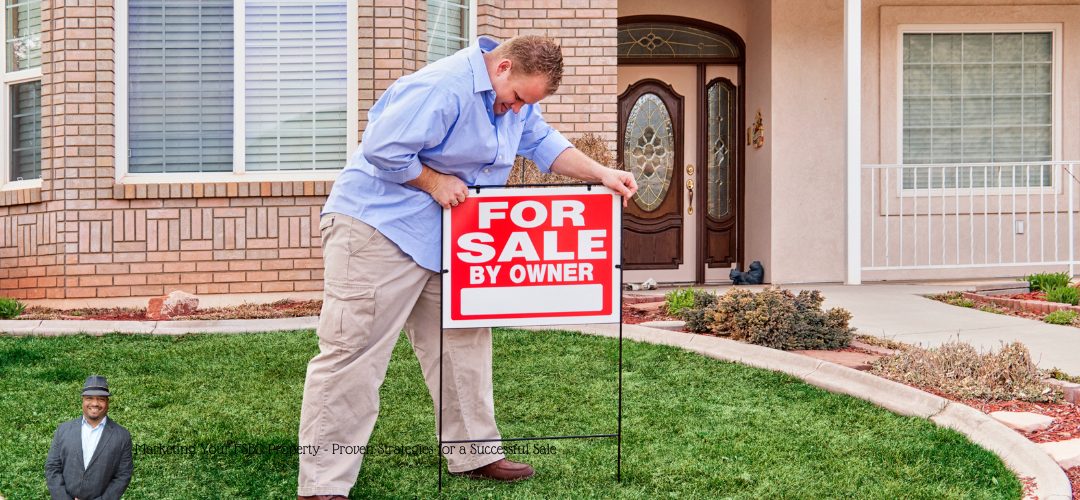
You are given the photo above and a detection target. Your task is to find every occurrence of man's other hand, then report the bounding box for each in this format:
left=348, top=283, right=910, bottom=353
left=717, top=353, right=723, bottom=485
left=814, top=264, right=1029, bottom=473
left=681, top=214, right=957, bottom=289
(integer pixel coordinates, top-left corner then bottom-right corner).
left=408, top=165, right=469, bottom=209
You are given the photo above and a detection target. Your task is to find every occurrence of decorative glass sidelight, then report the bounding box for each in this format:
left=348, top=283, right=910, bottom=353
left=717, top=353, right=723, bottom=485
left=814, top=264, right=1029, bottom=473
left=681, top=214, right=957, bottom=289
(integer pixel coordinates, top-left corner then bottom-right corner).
left=707, top=80, right=735, bottom=219
left=624, top=93, right=675, bottom=212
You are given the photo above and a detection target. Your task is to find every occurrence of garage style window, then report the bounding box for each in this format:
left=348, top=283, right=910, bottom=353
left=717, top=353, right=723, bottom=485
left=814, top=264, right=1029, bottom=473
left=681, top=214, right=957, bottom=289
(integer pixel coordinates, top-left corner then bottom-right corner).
left=902, top=31, right=1053, bottom=189
left=123, top=0, right=351, bottom=175
left=3, top=0, right=42, bottom=183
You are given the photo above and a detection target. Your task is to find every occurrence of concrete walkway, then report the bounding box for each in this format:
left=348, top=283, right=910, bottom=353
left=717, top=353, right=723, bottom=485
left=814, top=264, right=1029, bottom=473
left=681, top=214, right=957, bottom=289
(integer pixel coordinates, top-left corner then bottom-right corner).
left=800, top=283, right=1080, bottom=374
left=633, top=282, right=1080, bottom=374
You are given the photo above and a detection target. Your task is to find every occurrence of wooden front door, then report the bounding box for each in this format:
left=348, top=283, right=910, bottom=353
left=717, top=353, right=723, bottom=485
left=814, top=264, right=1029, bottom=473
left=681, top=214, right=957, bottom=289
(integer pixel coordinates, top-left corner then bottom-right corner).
left=618, top=65, right=741, bottom=284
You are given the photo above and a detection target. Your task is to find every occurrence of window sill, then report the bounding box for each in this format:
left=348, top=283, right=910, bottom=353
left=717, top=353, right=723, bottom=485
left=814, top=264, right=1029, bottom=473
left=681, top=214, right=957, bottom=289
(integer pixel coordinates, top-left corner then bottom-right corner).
left=0, top=179, right=43, bottom=206
left=113, top=172, right=338, bottom=200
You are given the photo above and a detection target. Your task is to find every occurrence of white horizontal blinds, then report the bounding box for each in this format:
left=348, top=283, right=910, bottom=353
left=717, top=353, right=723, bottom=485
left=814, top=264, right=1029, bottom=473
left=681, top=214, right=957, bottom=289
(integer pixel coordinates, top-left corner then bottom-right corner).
left=903, top=32, right=1053, bottom=189
left=245, top=1, right=347, bottom=172
left=10, top=80, right=39, bottom=181
left=5, top=0, right=41, bottom=71
left=128, top=1, right=234, bottom=173
left=427, top=0, right=468, bottom=62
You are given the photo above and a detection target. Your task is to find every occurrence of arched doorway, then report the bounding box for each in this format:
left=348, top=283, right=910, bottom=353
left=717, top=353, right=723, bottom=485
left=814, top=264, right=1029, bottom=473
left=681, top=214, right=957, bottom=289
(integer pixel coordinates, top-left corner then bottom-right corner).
left=618, top=17, right=745, bottom=284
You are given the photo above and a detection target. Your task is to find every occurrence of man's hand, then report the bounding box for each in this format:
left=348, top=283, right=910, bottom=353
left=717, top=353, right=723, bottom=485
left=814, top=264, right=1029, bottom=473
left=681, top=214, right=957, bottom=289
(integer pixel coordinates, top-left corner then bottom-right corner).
left=550, top=147, right=639, bottom=207
left=407, top=165, right=469, bottom=209
left=597, top=167, right=638, bottom=207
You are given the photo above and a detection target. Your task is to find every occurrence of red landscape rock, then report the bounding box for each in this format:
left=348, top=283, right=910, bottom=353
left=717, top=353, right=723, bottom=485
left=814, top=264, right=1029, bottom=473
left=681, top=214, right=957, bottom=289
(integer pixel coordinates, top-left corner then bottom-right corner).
left=147, top=291, right=199, bottom=320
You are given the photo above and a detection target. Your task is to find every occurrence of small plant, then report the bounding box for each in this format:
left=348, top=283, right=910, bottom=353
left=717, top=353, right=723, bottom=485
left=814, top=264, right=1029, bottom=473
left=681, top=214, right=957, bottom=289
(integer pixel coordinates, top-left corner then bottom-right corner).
left=0, top=297, right=26, bottom=319
left=871, top=340, right=1055, bottom=401
left=1045, top=286, right=1080, bottom=306
left=1043, top=310, right=1078, bottom=325
left=664, top=288, right=698, bottom=316
left=978, top=305, right=1006, bottom=314
left=1026, top=271, right=1072, bottom=293
left=668, top=289, right=718, bottom=333
left=932, top=292, right=977, bottom=308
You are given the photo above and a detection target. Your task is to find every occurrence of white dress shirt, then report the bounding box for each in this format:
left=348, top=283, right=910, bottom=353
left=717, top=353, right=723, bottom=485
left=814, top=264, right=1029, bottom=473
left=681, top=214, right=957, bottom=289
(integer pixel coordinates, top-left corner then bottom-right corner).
left=81, top=416, right=107, bottom=469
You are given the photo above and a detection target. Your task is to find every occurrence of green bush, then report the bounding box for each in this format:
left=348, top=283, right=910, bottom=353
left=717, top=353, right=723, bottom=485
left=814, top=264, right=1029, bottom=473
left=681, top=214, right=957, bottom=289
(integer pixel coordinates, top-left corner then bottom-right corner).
left=664, top=288, right=698, bottom=316
left=1027, top=272, right=1072, bottom=293
left=709, top=287, right=854, bottom=350
left=1045, top=286, right=1080, bottom=306
left=671, top=289, right=718, bottom=333
left=1044, top=310, right=1078, bottom=325
left=0, top=297, right=26, bottom=319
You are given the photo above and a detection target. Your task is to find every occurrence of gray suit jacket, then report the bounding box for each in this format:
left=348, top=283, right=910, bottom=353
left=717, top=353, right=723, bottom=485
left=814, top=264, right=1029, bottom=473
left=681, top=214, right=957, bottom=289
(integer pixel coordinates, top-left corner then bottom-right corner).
left=44, top=417, right=133, bottom=500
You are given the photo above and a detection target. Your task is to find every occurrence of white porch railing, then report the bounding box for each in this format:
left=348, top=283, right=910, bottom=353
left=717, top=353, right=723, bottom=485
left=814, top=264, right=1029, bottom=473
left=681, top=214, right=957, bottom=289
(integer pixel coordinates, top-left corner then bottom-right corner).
left=862, top=161, right=1079, bottom=275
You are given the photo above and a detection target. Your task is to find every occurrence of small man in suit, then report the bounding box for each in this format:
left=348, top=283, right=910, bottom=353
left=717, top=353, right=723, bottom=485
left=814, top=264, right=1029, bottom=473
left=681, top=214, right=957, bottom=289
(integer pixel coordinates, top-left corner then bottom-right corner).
left=45, top=375, right=133, bottom=500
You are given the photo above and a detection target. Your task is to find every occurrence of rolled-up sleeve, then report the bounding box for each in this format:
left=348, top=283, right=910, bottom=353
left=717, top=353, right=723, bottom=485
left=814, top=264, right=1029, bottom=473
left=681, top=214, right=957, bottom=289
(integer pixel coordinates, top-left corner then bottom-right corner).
left=516, top=105, right=572, bottom=174
left=361, top=83, right=458, bottom=184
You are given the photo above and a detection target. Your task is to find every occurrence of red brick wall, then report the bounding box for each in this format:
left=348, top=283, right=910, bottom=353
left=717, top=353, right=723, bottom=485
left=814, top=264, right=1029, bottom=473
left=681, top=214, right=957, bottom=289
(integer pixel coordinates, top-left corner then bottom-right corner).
left=0, top=1, right=618, bottom=304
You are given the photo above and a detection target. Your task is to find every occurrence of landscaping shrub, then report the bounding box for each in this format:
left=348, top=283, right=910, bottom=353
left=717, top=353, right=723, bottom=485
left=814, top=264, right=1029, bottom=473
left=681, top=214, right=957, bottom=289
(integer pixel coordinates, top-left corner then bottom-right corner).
left=0, top=297, right=25, bottom=319
left=664, top=288, right=698, bottom=316
left=709, top=287, right=854, bottom=350
left=933, top=292, right=975, bottom=308
left=1026, top=271, right=1072, bottom=293
left=1044, top=310, right=1078, bottom=326
left=871, top=340, right=1055, bottom=401
left=670, top=289, right=718, bottom=333
left=1045, top=286, right=1080, bottom=306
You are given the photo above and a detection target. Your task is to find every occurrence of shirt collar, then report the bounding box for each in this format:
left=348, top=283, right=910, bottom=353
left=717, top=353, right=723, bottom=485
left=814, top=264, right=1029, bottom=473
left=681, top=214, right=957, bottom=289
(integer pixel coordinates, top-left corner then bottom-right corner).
left=468, top=36, right=501, bottom=94
left=82, top=416, right=107, bottom=430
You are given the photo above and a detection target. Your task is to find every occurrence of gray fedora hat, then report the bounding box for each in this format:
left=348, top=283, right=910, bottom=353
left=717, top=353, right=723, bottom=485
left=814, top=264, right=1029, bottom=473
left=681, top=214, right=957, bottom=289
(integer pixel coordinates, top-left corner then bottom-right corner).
left=81, top=375, right=111, bottom=397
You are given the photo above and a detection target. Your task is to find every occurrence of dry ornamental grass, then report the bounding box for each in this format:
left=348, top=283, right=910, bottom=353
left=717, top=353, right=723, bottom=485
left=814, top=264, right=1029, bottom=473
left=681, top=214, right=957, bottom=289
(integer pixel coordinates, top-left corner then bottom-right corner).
left=871, top=340, right=1056, bottom=402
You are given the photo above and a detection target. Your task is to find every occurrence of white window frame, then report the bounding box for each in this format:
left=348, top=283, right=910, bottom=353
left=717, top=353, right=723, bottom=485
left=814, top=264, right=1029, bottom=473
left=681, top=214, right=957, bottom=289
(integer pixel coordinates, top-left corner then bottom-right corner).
left=0, top=1, right=43, bottom=191
left=426, top=0, right=477, bottom=62
left=114, top=0, right=359, bottom=185
left=895, top=23, right=1063, bottom=196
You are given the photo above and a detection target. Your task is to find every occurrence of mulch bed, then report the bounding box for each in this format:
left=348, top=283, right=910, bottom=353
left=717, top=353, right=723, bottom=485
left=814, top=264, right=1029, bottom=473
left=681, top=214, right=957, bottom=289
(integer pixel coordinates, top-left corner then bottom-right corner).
left=620, top=303, right=668, bottom=325
left=15, top=300, right=322, bottom=321
left=1007, top=291, right=1048, bottom=301
left=959, top=398, right=1080, bottom=444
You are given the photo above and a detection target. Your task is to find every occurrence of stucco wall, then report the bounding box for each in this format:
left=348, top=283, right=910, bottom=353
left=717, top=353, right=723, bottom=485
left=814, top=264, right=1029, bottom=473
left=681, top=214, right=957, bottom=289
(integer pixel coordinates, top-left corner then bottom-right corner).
left=743, top=0, right=773, bottom=281
left=860, top=0, right=1080, bottom=281
left=766, top=0, right=847, bottom=284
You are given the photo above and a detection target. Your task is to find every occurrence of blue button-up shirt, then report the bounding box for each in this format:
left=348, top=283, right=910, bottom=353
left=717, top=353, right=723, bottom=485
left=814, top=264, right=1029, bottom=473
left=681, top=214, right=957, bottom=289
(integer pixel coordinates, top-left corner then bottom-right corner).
left=81, top=416, right=106, bottom=469
left=323, top=36, right=573, bottom=272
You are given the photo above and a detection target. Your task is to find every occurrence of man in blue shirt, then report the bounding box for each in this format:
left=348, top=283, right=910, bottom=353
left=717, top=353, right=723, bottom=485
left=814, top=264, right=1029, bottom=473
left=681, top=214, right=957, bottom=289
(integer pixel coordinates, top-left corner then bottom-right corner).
left=297, top=35, right=636, bottom=498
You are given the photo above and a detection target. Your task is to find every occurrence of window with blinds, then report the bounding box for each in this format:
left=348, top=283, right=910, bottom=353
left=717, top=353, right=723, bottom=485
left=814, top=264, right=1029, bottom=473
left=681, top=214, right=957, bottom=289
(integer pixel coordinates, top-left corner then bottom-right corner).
left=902, top=32, right=1053, bottom=189
left=427, top=0, right=469, bottom=62
left=127, top=0, right=348, bottom=174
left=10, top=80, right=40, bottom=181
left=245, top=1, right=347, bottom=171
left=4, top=0, right=42, bottom=182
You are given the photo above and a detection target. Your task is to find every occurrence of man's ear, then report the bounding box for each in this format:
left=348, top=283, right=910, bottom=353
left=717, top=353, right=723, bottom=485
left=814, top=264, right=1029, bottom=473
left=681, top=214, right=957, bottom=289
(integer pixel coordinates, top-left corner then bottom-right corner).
left=496, top=58, right=513, bottom=77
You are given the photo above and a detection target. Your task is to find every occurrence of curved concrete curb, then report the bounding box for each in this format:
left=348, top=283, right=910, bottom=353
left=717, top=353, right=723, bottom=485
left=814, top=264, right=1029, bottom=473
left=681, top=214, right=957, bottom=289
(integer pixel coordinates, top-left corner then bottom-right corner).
left=0, top=317, right=319, bottom=336
left=527, top=323, right=1072, bottom=500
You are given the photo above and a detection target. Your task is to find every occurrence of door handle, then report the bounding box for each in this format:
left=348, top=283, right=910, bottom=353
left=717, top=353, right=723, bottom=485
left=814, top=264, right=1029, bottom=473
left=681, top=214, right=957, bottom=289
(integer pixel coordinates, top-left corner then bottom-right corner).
left=686, top=178, right=695, bottom=215
left=685, top=164, right=695, bottom=215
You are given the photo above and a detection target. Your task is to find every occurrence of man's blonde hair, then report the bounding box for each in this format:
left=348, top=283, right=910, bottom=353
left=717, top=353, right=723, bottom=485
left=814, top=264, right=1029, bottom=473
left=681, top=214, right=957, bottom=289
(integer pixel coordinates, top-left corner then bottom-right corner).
left=491, top=35, right=564, bottom=95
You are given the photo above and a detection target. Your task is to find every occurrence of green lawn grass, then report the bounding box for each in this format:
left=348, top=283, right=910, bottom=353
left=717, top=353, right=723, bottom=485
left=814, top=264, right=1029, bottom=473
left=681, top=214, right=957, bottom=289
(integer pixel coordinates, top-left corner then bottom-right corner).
left=0, top=329, right=1020, bottom=499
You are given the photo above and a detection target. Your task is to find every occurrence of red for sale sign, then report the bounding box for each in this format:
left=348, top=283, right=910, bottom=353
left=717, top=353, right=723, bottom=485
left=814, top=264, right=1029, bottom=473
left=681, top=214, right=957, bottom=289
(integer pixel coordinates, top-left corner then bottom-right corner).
left=442, top=186, right=622, bottom=328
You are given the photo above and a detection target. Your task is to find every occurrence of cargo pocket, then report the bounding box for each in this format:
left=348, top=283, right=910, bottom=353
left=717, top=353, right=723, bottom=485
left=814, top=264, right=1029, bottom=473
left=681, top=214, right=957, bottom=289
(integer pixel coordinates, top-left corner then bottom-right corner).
left=317, top=280, right=376, bottom=350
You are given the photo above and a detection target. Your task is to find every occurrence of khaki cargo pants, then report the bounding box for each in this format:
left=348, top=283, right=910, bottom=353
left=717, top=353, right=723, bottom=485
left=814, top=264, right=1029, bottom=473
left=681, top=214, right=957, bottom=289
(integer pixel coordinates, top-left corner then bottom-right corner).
left=297, top=213, right=504, bottom=496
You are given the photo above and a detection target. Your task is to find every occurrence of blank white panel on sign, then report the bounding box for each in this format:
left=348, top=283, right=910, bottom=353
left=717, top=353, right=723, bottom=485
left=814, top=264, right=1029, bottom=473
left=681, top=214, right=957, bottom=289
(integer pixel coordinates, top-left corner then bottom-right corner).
left=460, top=284, right=603, bottom=316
